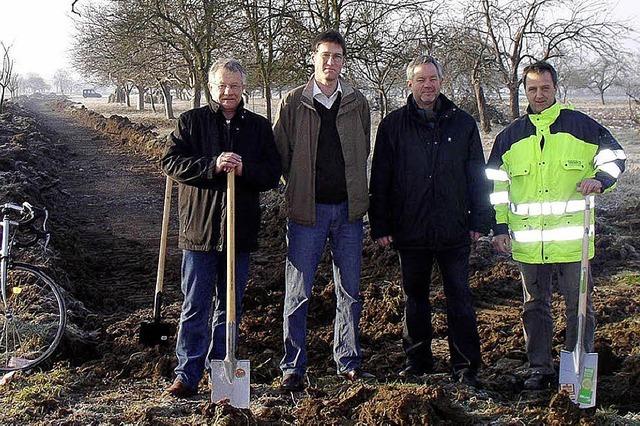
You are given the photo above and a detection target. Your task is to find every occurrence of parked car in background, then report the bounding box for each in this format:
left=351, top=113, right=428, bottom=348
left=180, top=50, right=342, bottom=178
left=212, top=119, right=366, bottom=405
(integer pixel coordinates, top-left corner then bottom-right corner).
left=82, top=89, right=102, bottom=98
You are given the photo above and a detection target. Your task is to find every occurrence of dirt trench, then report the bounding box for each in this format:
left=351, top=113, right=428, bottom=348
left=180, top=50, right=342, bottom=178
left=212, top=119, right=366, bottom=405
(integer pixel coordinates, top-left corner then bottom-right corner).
left=0, top=95, right=639, bottom=425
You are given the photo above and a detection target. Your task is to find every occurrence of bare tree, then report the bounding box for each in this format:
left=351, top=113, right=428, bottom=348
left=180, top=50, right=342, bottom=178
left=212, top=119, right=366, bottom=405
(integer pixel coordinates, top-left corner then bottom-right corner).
left=585, top=54, right=628, bottom=105
left=8, top=73, right=22, bottom=98
left=478, top=0, right=629, bottom=119
left=237, top=0, right=303, bottom=122
left=348, top=3, right=412, bottom=119
left=553, top=54, right=589, bottom=102
left=53, top=69, right=74, bottom=94
left=0, top=42, right=14, bottom=113
left=23, top=73, right=51, bottom=93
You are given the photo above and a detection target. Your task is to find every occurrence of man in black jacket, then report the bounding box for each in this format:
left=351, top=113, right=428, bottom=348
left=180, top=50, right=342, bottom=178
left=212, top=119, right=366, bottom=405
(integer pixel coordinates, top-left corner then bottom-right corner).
left=161, top=58, right=281, bottom=397
left=369, top=55, right=492, bottom=387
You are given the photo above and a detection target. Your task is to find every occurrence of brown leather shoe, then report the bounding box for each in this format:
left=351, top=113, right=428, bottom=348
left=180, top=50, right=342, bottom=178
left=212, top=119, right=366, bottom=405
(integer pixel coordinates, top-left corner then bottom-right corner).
left=342, top=368, right=375, bottom=382
left=280, top=373, right=304, bottom=392
left=166, top=379, right=197, bottom=398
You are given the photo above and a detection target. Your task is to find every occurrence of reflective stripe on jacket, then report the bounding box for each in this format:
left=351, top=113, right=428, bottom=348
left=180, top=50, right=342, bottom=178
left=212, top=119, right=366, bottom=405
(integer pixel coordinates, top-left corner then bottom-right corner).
left=486, top=102, right=626, bottom=263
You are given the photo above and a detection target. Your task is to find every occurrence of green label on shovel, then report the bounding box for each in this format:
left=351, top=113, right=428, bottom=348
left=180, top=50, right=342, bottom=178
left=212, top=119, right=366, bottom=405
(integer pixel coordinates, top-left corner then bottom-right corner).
left=578, top=367, right=595, bottom=404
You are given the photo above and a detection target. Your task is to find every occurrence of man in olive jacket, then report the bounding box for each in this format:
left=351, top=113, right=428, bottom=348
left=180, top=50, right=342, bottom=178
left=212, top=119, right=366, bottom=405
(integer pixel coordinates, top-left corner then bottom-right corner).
left=273, top=30, right=371, bottom=392
left=161, top=59, right=280, bottom=397
left=369, top=55, right=492, bottom=387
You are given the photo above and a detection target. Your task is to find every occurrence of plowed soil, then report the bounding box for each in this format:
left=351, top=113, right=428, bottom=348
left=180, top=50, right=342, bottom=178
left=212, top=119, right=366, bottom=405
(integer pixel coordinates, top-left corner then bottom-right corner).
left=0, top=94, right=638, bottom=425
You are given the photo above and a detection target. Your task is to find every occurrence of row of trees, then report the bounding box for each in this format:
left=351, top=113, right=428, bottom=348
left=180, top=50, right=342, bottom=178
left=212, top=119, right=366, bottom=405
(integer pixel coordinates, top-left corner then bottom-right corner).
left=71, top=0, right=632, bottom=130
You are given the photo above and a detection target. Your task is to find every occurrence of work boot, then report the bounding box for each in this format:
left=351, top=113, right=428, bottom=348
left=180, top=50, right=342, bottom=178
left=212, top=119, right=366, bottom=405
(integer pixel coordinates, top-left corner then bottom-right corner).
left=280, top=373, right=304, bottom=392
left=165, top=379, right=197, bottom=398
left=523, top=372, right=556, bottom=390
left=341, top=368, right=375, bottom=382
left=398, top=364, right=428, bottom=379
left=453, top=368, right=479, bottom=388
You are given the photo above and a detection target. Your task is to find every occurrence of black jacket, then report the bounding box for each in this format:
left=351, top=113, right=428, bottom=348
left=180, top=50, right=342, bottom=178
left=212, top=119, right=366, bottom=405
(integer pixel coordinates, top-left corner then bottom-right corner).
left=161, top=102, right=281, bottom=252
left=369, top=94, right=492, bottom=250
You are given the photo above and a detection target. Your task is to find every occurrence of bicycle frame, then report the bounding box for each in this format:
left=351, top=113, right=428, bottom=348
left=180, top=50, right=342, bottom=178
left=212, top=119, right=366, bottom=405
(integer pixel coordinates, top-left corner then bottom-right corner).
left=0, top=206, right=21, bottom=308
left=0, top=202, right=66, bottom=371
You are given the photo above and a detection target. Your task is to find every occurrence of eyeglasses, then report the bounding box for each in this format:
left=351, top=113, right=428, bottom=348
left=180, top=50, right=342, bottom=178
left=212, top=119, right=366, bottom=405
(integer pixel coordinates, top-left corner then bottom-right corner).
left=215, top=83, right=243, bottom=92
left=317, top=52, right=344, bottom=62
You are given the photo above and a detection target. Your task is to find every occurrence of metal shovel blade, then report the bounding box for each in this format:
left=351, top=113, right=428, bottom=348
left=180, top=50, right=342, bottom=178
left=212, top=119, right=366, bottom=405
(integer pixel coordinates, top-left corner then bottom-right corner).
left=210, top=359, right=251, bottom=408
left=559, top=349, right=598, bottom=408
left=139, top=319, right=175, bottom=345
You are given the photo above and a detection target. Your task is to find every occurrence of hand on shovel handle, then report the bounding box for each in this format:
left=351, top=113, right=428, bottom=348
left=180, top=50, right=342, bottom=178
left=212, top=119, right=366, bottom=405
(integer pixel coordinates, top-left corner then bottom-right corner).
left=210, top=170, right=251, bottom=408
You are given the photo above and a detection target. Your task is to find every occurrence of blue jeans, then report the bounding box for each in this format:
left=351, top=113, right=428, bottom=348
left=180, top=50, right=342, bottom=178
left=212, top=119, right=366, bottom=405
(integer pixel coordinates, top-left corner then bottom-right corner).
left=281, top=202, right=364, bottom=376
left=174, top=249, right=249, bottom=389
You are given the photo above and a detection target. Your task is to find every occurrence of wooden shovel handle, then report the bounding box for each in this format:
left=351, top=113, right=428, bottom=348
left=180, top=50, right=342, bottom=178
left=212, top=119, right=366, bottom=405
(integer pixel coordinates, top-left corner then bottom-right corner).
left=226, top=171, right=236, bottom=322
left=153, top=175, right=172, bottom=319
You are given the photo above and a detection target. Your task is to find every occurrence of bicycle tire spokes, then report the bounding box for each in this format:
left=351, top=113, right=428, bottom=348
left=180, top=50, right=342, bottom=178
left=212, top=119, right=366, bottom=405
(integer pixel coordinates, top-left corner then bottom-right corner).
left=0, top=265, right=65, bottom=371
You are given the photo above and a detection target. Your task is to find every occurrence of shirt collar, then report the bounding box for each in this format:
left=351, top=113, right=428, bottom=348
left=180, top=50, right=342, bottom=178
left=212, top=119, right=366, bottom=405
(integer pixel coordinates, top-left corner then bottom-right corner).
left=312, top=79, right=342, bottom=100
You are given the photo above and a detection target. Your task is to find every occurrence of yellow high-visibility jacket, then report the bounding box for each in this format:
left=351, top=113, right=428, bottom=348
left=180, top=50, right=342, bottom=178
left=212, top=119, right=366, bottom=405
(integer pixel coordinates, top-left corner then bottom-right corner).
left=486, top=102, right=626, bottom=264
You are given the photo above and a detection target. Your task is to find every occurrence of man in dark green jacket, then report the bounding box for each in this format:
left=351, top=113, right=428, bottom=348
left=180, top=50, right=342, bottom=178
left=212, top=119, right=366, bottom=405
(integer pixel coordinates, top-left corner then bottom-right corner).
left=161, top=58, right=280, bottom=397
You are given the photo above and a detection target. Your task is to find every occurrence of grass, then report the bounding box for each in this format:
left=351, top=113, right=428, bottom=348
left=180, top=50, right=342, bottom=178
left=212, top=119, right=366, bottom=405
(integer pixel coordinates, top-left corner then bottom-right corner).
left=0, top=362, right=72, bottom=421
left=615, top=273, right=640, bottom=286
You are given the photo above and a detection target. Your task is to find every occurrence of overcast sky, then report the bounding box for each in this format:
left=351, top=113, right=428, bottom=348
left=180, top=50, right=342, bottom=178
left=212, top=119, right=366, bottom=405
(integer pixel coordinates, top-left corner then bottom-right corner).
left=0, top=0, right=639, bottom=80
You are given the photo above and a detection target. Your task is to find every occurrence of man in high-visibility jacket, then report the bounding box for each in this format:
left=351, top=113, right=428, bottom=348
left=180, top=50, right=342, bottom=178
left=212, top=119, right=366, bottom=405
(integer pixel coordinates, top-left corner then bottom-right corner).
left=486, top=61, right=626, bottom=391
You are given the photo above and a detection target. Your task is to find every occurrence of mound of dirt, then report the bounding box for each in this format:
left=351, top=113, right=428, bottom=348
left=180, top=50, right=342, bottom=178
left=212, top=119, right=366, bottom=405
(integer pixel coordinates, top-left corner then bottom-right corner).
left=2, top=94, right=638, bottom=424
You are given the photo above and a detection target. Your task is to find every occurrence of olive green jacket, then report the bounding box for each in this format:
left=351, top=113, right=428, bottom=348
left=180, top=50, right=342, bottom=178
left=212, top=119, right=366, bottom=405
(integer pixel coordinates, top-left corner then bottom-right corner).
left=273, top=77, right=371, bottom=225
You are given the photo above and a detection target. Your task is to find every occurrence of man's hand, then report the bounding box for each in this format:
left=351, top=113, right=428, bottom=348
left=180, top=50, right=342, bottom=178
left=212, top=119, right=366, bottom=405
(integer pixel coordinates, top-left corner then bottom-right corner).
left=492, top=234, right=511, bottom=254
left=576, top=178, right=602, bottom=195
left=216, top=152, right=242, bottom=174
left=469, top=231, right=482, bottom=241
left=376, top=236, right=393, bottom=247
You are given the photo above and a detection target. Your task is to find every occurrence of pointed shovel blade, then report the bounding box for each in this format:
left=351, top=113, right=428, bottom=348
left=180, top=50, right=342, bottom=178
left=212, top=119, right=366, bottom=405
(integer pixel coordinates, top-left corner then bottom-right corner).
left=559, top=349, right=598, bottom=408
left=210, top=359, right=250, bottom=408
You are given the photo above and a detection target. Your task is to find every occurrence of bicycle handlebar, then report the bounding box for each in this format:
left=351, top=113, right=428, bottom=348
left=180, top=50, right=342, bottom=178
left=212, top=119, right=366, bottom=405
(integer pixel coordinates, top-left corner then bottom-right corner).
left=1, top=202, right=50, bottom=250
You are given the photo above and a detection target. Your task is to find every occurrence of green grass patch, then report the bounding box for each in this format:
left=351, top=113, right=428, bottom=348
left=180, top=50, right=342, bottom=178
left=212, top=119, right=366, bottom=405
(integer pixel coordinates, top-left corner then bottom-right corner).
left=0, top=363, right=72, bottom=421
left=615, top=273, right=640, bottom=286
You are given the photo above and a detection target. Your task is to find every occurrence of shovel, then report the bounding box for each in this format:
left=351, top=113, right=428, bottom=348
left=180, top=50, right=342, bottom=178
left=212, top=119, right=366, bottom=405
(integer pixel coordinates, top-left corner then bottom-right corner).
left=139, top=176, right=176, bottom=345
left=558, top=194, right=598, bottom=408
left=210, top=171, right=250, bottom=408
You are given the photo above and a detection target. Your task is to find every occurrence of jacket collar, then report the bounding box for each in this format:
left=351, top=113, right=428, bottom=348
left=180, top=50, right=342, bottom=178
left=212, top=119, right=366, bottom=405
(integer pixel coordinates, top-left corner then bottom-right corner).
left=406, top=93, right=457, bottom=121
left=208, top=99, right=246, bottom=119
left=526, top=102, right=572, bottom=128
left=301, top=76, right=355, bottom=109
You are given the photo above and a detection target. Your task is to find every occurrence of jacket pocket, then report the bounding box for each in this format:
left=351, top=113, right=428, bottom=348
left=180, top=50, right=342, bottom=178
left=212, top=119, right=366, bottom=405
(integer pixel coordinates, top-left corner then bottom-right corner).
left=509, top=163, right=531, bottom=178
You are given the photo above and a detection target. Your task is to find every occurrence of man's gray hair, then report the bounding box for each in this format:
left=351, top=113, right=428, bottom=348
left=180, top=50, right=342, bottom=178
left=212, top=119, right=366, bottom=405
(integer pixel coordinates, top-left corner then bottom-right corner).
left=406, top=55, right=444, bottom=81
left=209, top=58, right=247, bottom=84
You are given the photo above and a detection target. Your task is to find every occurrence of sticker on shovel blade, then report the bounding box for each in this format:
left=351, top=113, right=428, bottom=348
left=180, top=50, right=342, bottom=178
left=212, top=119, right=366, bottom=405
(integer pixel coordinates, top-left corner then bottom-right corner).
left=559, top=383, right=575, bottom=398
left=578, top=368, right=595, bottom=404
left=235, top=368, right=246, bottom=378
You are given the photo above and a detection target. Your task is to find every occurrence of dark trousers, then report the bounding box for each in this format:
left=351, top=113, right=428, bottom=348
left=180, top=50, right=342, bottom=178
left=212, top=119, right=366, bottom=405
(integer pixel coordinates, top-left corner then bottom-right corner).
left=398, top=245, right=481, bottom=373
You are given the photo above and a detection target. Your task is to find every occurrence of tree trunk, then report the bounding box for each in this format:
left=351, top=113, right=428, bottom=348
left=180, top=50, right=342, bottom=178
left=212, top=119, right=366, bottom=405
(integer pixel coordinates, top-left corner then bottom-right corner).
left=160, top=81, right=174, bottom=119
left=136, top=85, right=145, bottom=111
left=150, top=89, right=157, bottom=113
left=378, top=89, right=388, bottom=120
left=473, top=80, right=491, bottom=133
left=192, top=78, right=201, bottom=109
left=600, top=89, right=605, bottom=105
left=508, top=81, right=520, bottom=120
left=264, top=82, right=272, bottom=123
left=0, top=86, right=5, bottom=113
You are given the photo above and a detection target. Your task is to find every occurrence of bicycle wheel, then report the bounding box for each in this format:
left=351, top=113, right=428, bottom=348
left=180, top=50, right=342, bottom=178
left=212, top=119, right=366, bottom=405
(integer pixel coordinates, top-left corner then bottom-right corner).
left=0, top=263, right=66, bottom=371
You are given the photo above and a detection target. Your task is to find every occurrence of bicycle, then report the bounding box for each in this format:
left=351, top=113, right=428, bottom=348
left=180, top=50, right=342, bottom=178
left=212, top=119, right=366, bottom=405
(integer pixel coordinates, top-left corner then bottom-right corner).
left=0, top=202, right=66, bottom=372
